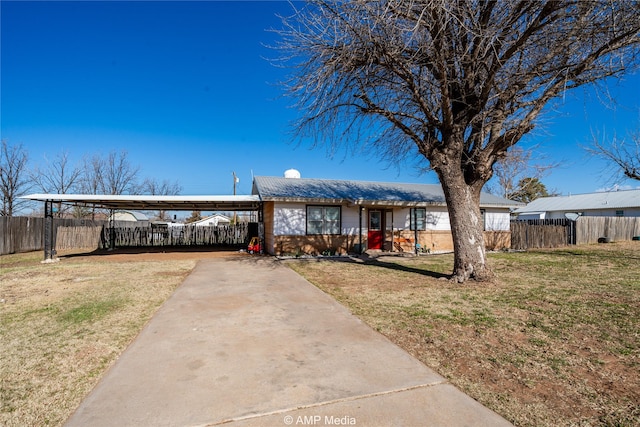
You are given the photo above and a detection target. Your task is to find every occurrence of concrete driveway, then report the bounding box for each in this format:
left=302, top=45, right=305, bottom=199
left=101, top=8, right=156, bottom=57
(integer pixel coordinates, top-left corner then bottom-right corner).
left=65, top=256, right=512, bottom=427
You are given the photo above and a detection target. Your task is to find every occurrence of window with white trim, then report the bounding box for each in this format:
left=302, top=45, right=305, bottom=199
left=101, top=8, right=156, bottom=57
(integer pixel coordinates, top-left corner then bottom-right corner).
left=306, top=206, right=341, bottom=235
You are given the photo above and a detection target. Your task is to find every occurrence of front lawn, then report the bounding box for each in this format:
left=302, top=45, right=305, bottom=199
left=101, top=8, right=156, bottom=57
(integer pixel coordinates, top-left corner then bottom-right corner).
left=287, top=242, right=640, bottom=427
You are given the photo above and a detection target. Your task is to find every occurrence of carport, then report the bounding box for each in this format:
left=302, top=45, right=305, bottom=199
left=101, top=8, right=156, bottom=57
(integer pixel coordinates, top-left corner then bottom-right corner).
left=21, top=194, right=263, bottom=261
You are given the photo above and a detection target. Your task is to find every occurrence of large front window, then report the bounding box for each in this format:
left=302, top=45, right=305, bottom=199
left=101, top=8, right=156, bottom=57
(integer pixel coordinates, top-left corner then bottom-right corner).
left=307, top=206, right=341, bottom=235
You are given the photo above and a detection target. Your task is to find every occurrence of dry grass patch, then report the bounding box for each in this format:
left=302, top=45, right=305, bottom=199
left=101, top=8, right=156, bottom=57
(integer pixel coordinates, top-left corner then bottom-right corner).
left=0, top=251, right=196, bottom=426
left=286, top=242, right=640, bottom=427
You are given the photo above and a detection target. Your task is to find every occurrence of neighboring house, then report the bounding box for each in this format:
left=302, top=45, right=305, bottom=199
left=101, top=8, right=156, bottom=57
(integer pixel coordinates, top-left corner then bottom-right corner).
left=108, top=210, right=150, bottom=226
left=514, top=189, right=640, bottom=220
left=252, top=174, right=522, bottom=256
left=191, top=214, right=232, bottom=227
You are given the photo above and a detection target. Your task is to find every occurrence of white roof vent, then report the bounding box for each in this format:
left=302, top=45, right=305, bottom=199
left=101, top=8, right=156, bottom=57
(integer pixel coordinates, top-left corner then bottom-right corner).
left=284, top=169, right=301, bottom=179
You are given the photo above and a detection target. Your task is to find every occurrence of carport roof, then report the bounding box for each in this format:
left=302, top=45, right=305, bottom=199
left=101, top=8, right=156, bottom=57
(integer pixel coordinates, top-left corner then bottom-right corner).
left=21, top=194, right=262, bottom=211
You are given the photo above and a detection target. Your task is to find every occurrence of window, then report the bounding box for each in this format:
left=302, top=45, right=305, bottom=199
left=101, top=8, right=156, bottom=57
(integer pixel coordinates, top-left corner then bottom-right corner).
left=410, top=208, right=426, bottom=231
left=616, top=210, right=624, bottom=217
left=306, top=206, right=341, bottom=235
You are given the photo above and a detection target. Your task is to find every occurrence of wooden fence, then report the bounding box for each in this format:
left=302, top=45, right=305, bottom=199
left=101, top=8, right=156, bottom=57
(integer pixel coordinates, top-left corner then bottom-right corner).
left=1, top=217, right=255, bottom=255
left=510, top=219, right=575, bottom=250
left=1, top=217, right=108, bottom=255
left=100, top=222, right=251, bottom=248
left=511, top=217, right=640, bottom=249
left=576, top=216, right=640, bottom=244
left=100, top=223, right=252, bottom=248
left=0, top=217, right=45, bottom=255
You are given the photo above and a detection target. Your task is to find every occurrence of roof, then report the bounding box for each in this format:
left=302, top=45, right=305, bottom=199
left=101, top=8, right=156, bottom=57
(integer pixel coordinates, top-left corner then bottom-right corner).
left=111, top=210, right=150, bottom=221
left=252, top=176, right=521, bottom=208
left=514, top=189, right=640, bottom=214
left=21, top=194, right=262, bottom=211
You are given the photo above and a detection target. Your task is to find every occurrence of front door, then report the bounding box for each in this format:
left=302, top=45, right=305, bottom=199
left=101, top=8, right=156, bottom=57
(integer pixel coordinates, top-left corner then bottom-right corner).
left=368, top=210, right=383, bottom=250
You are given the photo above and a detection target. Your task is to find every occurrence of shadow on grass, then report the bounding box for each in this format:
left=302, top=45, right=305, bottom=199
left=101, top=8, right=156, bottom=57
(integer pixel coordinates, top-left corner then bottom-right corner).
left=365, top=258, right=450, bottom=280
left=59, top=245, right=245, bottom=259
left=304, top=254, right=451, bottom=280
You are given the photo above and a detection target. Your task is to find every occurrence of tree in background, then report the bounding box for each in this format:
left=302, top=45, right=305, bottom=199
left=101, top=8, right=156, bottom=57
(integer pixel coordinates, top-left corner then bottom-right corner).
left=185, top=211, right=202, bottom=224
left=276, top=0, right=640, bottom=282
left=0, top=140, right=31, bottom=216
left=588, top=129, right=640, bottom=182
left=141, top=177, right=183, bottom=221
left=98, top=150, right=140, bottom=195
left=31, top=150, right=82, bottom=217
left=509, top=177, right=552, bottom=204
left=79, top=150, right=140, bottom=219
left=491, top=146, right=557, bottom=201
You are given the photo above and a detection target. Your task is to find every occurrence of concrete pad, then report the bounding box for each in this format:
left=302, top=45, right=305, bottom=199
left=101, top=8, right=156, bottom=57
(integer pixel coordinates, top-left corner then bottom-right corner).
left=65, top=257, right=512, bottom=427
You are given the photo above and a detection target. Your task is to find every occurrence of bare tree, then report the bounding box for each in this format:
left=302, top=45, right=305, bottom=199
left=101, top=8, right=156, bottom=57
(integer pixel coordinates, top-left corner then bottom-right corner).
left=491, top=146, right=557, bottom=200
left=588, top=129, right=640, bottom=182
left=0, top=140, right=31, bottom=216
left=81, top=150, right=140, bottom=195
left=79, top=150, right=139, bottom=220
left=100, top=150, right=140, bottom=195
left=31, top=151, right=82, bottom=217
left=276, top=0, right=640, bottom=282
left=141, top=177, right=182, bottom=220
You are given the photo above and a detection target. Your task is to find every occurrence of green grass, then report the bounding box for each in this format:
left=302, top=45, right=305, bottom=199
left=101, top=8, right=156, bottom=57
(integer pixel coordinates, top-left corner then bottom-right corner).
left=58, top=298, right=125, bottom=324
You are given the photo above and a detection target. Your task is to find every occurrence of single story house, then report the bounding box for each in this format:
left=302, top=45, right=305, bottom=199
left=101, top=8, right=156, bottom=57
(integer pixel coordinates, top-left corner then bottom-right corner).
left=108, top=210, right=150, bottom=226
left=513, top=188, right=640, bottom=220
left=191, top=214, right=232, bottom=227
left=252, top=174, right=522, bottom=256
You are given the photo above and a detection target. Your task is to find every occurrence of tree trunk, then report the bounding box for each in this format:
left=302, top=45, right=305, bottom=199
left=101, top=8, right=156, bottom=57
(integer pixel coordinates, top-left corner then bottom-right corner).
left=437, top=169, right=492, bottom=283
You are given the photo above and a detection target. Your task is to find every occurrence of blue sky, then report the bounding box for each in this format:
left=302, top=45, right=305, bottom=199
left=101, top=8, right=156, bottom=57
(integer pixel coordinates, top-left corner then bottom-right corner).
left=2, top=0, right=639, bottom=199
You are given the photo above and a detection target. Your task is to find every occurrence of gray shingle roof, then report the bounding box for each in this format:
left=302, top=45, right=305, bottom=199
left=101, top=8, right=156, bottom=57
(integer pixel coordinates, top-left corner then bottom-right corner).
left=253, top=176, right=521, bottom=208
left=514, top=189, right=640, bottom=213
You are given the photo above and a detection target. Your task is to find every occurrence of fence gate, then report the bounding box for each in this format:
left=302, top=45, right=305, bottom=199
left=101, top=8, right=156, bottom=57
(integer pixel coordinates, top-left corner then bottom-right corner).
left=510, top=219, right=575, bottom=250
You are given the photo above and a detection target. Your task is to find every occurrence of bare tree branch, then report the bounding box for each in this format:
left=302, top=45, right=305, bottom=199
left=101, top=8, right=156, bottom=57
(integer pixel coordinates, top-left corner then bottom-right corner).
left=587, top=129, right=640, bottom=181
left=0, top=140, right=31, bottom=216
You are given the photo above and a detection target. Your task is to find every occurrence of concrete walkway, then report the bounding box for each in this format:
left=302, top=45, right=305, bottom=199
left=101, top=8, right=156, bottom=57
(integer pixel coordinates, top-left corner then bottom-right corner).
left=65, top=256, right=512, bottom=427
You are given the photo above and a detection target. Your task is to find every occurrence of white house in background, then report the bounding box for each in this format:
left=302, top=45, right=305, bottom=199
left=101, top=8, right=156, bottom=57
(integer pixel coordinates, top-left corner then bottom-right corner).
left=251, top=173, right=522, bottom=256
left=109, top=210, right=150, bottom=222
left=514, top=189, right=640, bottom=220
left=191, top=214, right=231, bottom=227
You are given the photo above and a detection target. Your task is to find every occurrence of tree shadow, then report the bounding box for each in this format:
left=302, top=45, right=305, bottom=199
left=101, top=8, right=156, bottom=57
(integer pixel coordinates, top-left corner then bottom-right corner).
left=313, top=254, right=451, bottom=280
left=58, top=245, right=244, bottom=259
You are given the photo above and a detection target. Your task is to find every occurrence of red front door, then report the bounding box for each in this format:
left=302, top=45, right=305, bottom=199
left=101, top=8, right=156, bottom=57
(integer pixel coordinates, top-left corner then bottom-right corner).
left=368, top=210, right=383, bottom=249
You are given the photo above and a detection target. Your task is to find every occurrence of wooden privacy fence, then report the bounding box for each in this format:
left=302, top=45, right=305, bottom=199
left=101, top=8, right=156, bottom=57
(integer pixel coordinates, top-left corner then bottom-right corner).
left=576, top=216, right=640, bottom=244
left=510, top=219, right=575, bottom=250
left=511, top=217, right=640, bottom=249
left=1, top=217, right=107, bottom=255
left=56, top=226, right=104, bottom=250
left=1, top=217, right=254, bottom=255
left=100, top=223, right=252, bottom=248
left=0, top=217, right=44, bottom=255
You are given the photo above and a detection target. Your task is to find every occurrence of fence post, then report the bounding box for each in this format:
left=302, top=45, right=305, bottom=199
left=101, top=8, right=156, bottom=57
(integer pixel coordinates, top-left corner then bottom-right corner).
left=43, top=201, right=56, bottom=261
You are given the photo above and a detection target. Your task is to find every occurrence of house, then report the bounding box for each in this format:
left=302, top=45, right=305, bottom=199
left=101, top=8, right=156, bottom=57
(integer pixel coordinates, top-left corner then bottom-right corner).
left=252, top=174, right=522, bottom=256
left=191, top=214, right=232, bottom=227
left=108, top=210, right=150, bottom=226
left=514, top=189, right=640, bottom=220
